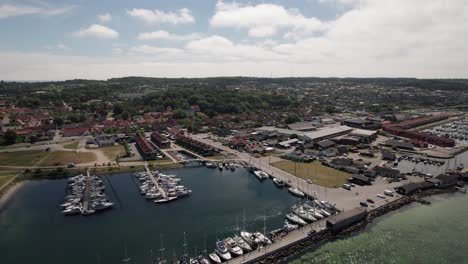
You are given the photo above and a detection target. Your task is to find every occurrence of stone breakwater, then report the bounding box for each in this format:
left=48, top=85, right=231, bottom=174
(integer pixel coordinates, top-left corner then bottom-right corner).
left=255, top=188, right=456, bottom=264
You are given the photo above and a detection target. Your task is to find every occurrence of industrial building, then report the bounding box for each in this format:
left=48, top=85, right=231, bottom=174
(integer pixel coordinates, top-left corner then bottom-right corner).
left=326, top=207, right=367, bottom=233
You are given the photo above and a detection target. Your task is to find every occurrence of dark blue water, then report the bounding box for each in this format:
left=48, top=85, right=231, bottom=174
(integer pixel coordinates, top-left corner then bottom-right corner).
left=0, top=167, right=297, bottom=264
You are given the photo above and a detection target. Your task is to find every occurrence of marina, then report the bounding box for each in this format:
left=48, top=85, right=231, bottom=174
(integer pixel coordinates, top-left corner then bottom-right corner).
left=0, top=166, right=298, bottom=264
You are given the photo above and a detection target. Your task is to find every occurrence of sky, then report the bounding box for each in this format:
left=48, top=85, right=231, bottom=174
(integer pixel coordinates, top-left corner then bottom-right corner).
left=0, top=0, right=467, bottom=80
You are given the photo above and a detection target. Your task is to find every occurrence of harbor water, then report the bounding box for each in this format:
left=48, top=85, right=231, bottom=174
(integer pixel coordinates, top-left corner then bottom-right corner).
left=289, top=193, right=468, bottom=264
left=0, top=167, right=297, bottom=264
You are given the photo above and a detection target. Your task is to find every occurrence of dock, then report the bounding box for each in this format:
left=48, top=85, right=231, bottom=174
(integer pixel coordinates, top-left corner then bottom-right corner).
left=82, top=170, right=91, bottom=211
left=144, top=165, right=167, bottom=198
left=230, top=220, right=327, bottom=264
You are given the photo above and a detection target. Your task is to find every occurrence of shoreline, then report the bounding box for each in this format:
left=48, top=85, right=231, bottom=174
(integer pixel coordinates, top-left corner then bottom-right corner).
left=255, top=188, right=457, bottom=264
left=0, top=181, right=25, bottom=211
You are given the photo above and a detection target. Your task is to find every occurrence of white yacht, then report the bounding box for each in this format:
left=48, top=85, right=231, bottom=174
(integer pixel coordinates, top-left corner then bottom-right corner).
left=208, top=253, right=221, bottom=264
left=288, top=187, right=305, bottom=198
left=215, top=241, right=232, bottom=260
left=285, top=213, right=307, bottom=226
left=233, top=235, right=252, bottom=252
left=224, top=237, right=243, bottom=256
left=253, top=170, right=269, bottom=180
left=253, top=232, right=272, bottom=245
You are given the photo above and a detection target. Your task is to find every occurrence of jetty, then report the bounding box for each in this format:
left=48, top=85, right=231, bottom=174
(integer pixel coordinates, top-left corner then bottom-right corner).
left=144, top=165, right=167, bottom=198
left=82, top=170, right=91, bottom=212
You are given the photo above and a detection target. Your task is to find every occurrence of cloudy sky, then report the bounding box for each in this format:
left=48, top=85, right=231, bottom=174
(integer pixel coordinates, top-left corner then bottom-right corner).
left=0, top=0, right=467, bottom=80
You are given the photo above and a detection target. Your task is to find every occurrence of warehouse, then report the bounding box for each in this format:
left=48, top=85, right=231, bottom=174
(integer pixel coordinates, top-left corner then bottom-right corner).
left=349, top=174, right=372, bottom=186
left=326, top=207, right=367, bottom=233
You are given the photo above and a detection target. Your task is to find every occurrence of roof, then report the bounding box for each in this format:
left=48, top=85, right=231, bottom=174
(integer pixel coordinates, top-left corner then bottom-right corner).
left=316, top=139, right=336, bottom=149
left=350, top=129, right=377, bottom=137
left=383, top=139, right=415, bottom=149
left=304, top=125, right=353, bottom=141
left=327, top=207, right=367, bottom=225
left=351, top=174, right=370, bottom=182
left=287, top=122, right=316, bottom=131
left=278, top=138, right=299, bottom=147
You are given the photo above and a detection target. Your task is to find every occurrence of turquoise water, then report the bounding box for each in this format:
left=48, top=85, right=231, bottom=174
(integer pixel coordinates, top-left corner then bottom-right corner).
left=290, top=193, right=468, bottom=264
left=0, top=167, right=297, bottom=264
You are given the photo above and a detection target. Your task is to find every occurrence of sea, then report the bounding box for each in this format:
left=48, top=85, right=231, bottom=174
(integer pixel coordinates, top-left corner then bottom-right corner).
left=0, top=167, right=297, bottom=264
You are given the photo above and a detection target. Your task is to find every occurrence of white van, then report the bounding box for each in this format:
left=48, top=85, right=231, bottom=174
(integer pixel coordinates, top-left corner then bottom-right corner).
left=384, top=190, right=394, bottom=196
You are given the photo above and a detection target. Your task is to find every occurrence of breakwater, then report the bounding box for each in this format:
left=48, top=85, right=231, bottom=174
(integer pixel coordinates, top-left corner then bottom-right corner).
left=253, top=188, right=457, bottom=264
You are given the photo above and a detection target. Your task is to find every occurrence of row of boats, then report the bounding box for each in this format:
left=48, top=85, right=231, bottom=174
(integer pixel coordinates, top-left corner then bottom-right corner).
left=205, top=162, right=238, bottom=171
left=253, top=169, right=307, bottom=198
left=134, top=171, right=192, bottom=203
left=61, top=174, right=114, bottom=215
left=283, top=200, right=338, bottom=228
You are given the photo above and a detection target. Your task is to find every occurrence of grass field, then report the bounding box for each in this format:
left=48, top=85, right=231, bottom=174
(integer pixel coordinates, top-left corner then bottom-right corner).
left=0, top=150, right=48, bottom=167
left=63, top=141, right=79, bottom=150
left=40, top=151, right=96, bottom=166
left=271, top=160, right=351, bottom=188
left=99, top=145, right=126, bottom=160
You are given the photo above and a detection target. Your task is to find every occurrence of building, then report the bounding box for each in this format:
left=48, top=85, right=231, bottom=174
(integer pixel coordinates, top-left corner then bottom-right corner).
left=426, top=174, right=458, bottom=189
left=304, top=125, right=353, bottom=142
left=373, top=166, right=400, bottom=178
left=326, top=207, right=367, bottom=233
left=135, top=134, right=158, bottom=160
left=175, top=134, right=216, bottom=156
left=343, top=119, right=380, bottom=129
left=381, top=150, right=396, bottom=161
left=381, top=139, right=415, bottom=150
left=349, top=129, right=378, bottom=143
left=151, top=131, right=171, bottom=149
left=62, top=127, right=91, bottom=137
left=287, top=122, right=316, bottom=132
left=395, top=182, right=433, bottom=195
left=349, top=174, right=371, bottom=186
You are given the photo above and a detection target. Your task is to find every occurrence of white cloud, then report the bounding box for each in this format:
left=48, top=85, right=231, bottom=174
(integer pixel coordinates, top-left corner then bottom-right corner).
left=210, top=1, right=326, bottom=38
left=130, top=45, right=183, bottom=55
left=73, top=24, right=119, bottom=39
left=127, top=8, right=195, bottom=25
left=2, top=0, right=468, bottom=80
left=137, top=30, right=201, bottom=41
left=98, top=13, right=112, bottom=23
left=0, top=3, right=75, bottom=18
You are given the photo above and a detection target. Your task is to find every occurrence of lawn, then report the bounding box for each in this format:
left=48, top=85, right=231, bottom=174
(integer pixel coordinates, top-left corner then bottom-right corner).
left=40, top=151, right=97, bottom=166
left=99, top=145, right=126, bottom=160
left=0, top=150, right=48, bottom=167
left=271, top=160, right=351, bottom=188
left=63, top=141, right=79, bottom=150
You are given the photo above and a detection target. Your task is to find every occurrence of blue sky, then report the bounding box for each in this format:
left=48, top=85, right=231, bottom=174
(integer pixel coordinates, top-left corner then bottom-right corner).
left=0, top=0, right=467, bottom=80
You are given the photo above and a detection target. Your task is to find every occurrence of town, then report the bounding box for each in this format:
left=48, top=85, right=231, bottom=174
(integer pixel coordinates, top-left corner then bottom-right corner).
left=0, top=77, right=467, bottom=263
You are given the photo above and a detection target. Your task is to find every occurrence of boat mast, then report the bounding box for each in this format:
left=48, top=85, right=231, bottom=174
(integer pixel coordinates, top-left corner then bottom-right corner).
left=159, top=234, right=166, bottom=263
left=182, top=232, right=188, bottom=263
left=203, top=233, right=207, bottom=254
left=243, top=208, right=246, bottom=231
left=263, top=214, right=267, bottom=236
left=235, top=216, right=240, bottom=236
left=122, top=243, right=131, bottom=263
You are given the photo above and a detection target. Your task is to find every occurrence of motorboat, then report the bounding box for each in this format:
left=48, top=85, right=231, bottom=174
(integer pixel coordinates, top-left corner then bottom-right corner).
left=253, top=170, right=269, bottom=180
left=208, top=253, right=221, bottom=264
left=215, top=241, right=232, bottom=260
left=233, top=235, right=252, bottom=252
left=224, top=237, right=243, bottom=256
left=272, top=178, right=285, bottom=187
left=285, top=213, right=307, bottom=226
left=288, top=187, right=305, bottom=198
left=283, top=221, right=298, bottom=232
left=240, top=231, right=259, bottom=248
left=205, top=162, right=217, bottom=168
left=198, top=255, right=210, bottom=264
left=154, top=197, right=177, bottom=203
left=253, top=232, right=272, bottom=245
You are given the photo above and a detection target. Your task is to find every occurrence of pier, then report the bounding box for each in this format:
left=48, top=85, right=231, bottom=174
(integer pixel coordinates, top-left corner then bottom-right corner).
left=144, top=165, right=167, bottom=198
left=82, top=170, right=91, bottom=212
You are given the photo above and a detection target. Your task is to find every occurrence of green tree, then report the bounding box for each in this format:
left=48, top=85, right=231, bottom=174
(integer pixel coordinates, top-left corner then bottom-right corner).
left=3, top=130, right=17, bottom=144
left=173, top=109, right=187, bottom=119
left=285, top=114, right=300, bottom=124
